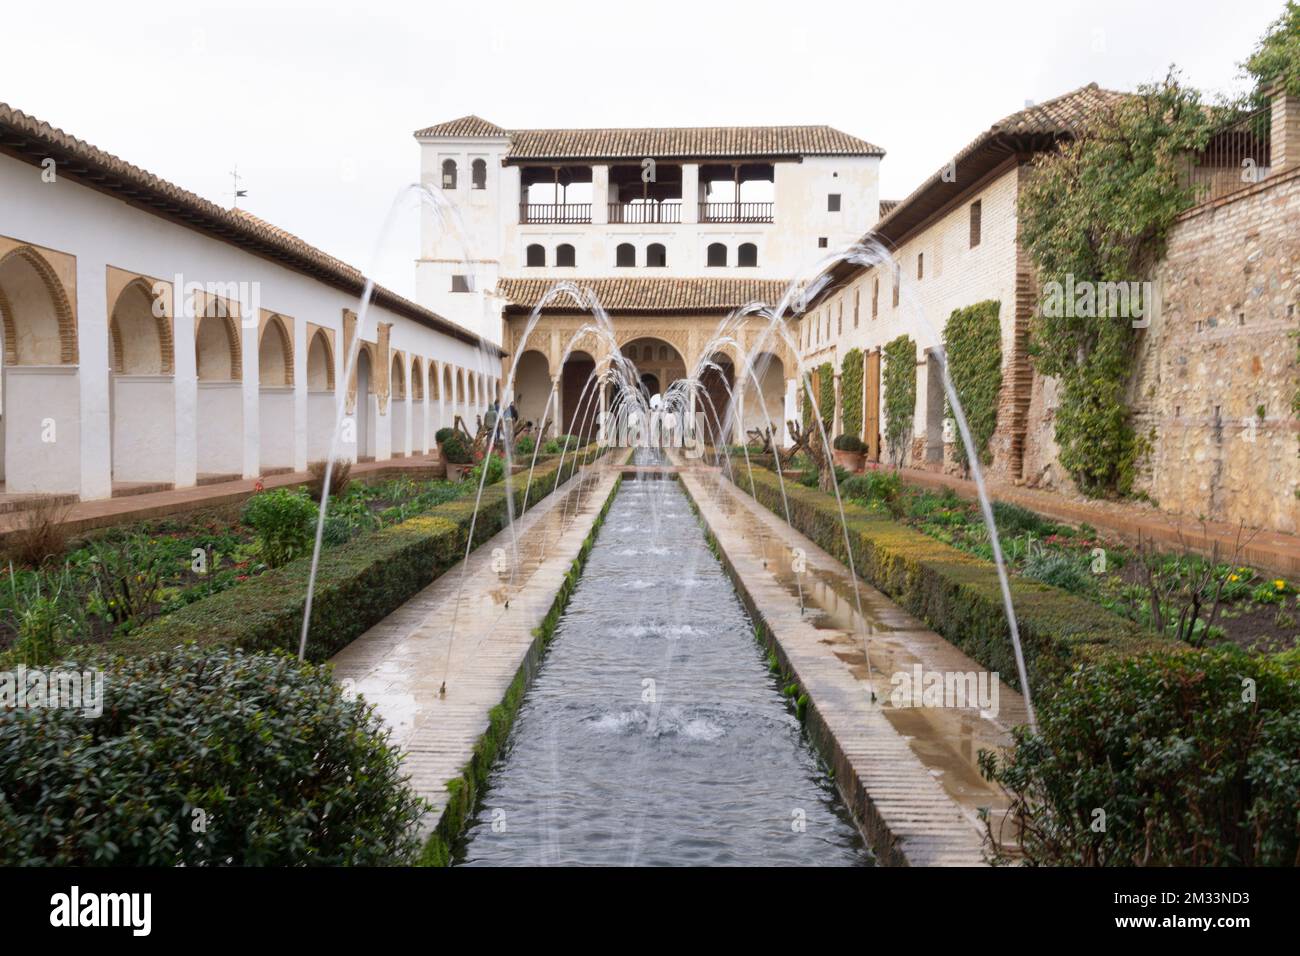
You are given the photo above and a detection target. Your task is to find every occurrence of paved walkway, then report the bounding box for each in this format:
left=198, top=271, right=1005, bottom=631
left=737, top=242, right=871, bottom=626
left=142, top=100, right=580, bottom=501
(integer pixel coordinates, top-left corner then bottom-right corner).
left=681, top=467, right=1024, bottom=866
left=330, top=460, right=620, bottom=837
left=0, top=455, right=444, bottom=539
left=892, top=466, right=1300, bottom=578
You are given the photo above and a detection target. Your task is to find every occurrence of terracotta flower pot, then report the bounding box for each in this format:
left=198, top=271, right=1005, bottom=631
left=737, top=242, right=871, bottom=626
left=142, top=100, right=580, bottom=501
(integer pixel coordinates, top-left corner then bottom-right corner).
left=445, top=462, right=472, bottom=481
left=832, top=449, right=864, bottom=472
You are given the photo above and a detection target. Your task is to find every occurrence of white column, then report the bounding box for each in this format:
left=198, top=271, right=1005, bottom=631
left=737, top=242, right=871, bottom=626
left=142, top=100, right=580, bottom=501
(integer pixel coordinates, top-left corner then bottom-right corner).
left=241, top=310, right=260, bottom=478
left=76, top=254, right=111, bottom=499
left=592, top=164, right=609, bottom=225
left=293, top=317, right=308, bottom=472
left=682, top=163, right=700, bottom=224
left=174, top=298, right=198, bottom=488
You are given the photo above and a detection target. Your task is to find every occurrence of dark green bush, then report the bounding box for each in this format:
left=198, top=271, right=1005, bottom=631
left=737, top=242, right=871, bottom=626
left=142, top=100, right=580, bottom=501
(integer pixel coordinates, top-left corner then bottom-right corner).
left=515, top=435, right=536, bottom=456
left=469, top=453, right=505, bottom=486
left=439, top=433, right=471, bottom=465
left=1022, top=550, right=1092, bottom=594
left=434, top=427, right=455, bottom=446
left=833, top=434, right=867, bottom=453
left=840, top=469, right=903, bottom=516
left=242, top=488, right=317, bottom=568
left=0, top=645, right=425, bottom=865
left=991, top=500, right=1059, bottom=538
left=980, top=646, right=1300, bottom=866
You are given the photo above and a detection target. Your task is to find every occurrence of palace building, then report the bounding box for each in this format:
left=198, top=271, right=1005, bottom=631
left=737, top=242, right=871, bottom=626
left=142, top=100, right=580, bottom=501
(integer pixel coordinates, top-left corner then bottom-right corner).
left=413, top=115, right=886, bottom=439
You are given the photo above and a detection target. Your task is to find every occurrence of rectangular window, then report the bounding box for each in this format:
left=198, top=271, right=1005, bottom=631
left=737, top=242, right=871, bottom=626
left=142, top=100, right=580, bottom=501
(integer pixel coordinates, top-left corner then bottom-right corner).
left=892, top=264, right=900, bottom=308
left=872, top=278, right=879, bottom=318
left=818, top=237, right=828, bottom=248
left=970, top=200, right=982, bottom=248
left=451, top=275, right=474, bottom=293
left=828, top=194, right=841, bottom=212
left=917, top=253, right=924, bottom=280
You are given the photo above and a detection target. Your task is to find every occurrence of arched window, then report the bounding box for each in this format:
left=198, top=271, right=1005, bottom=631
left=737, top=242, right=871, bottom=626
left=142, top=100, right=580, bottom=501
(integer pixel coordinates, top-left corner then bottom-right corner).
left=471, top=158, right=487, bottom=189
left=441, top=159, right=457, bottom=190
left=707, top=242, right=727, bottom=267
left=646, top=243, right=666, bottom=267
left=738, top=242, right=758, bottom=267
left=526, top=243, right=546, bottom=267
left=556, top=243, right=576, bottom=267
left=615, top=243, right=636, bottom=267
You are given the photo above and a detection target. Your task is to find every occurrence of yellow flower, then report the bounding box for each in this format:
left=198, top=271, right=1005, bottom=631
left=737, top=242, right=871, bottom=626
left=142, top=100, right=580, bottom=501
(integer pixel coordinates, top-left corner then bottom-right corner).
left=1228, top=574, right=1240, bottom=582
left=1274, top=579, right=1287, bottom=591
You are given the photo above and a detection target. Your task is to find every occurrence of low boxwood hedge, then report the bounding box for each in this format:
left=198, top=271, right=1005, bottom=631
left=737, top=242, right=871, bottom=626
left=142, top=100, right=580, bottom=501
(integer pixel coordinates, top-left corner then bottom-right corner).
left=730, top=465, right=1166, bottom=695
left=112, top=449, right=604, bottom=662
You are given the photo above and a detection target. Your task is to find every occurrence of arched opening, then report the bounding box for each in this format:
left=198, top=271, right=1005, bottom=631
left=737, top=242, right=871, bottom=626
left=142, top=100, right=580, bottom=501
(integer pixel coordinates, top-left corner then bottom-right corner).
left=410, top=356, right=426, bottom=454
left=699, top=351, right=736, bottom=445
left=738, top=242, right=758, bottom=267
left=390, top=353, right=408, bottom=457
left=526, top=243, right=546, bottom=267
left=555, top=243, right=576, bottom=267
left=443, top=364, right=455, bottom=430
left=457, top=367, right=468, bottom=425
left=354, top=347, right=374, bottom=461
left=741, top=351, right=786, bottom=446
left=615, top=243, right=636, bottom=267
left=471, top=158, right=487, bottom=190
left=194, top=298, right=243, bottom=479
left=706, top=242, right=727, bottom=267
left=305, top=328, right=335, bottom=462
left=560, top=350, right=597, bottom=440
left=258, top=315, right=295, bottom=473
left=108, top=279, right=174, bottom=487
left=0, top=244, right=80, bottom=493
left=646, top=243, right=667, bottom=267
left=441, top=159, right=458, bottom=190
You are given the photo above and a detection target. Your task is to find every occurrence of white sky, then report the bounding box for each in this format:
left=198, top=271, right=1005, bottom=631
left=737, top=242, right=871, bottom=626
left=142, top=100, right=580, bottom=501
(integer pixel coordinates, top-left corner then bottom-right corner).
left=1, top=0, right=1284, bottom=297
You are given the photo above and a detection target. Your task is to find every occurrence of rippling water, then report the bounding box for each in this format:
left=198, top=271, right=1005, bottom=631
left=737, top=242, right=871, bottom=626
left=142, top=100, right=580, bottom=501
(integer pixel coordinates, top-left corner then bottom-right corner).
left=456, top=473, right=871, bottom=866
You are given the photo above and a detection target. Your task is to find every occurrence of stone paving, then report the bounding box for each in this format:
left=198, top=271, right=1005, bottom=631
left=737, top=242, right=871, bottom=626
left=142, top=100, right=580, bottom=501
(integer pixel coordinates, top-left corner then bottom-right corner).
left=330, top=460, right=620, bottom=834
left=680, top=467, right=1025, bottom=866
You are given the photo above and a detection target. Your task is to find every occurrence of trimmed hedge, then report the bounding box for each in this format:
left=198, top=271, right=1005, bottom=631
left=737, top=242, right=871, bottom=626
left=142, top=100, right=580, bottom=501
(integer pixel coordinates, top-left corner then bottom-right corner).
left=113, top=448, right=604, bottom=662
left=731, top=466, right=1166, bottom=695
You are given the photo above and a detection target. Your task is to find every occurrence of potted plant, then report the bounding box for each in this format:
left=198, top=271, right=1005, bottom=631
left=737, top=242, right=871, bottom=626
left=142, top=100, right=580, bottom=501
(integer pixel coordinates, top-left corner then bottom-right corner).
left=832, top=434, right=867, bottom=472
left=440, top=433, right=473, bottom=481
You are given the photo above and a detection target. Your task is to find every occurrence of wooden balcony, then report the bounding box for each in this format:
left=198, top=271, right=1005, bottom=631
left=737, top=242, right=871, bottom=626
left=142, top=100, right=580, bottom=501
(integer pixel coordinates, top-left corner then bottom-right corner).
left=699, top=201, right=774, bottom=223
left=608, top=201, right=682, bottom=224
left=519, top=203, right=592, bottom=224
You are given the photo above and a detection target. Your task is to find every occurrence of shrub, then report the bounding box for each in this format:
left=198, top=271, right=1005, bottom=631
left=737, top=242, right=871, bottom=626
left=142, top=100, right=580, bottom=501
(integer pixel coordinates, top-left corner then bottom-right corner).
left=0, top=645, right=426, bottom=865
left=242, top=488, right=317, bottom=568
left=6, top=569, right=81, bottom=665
left=434, top=427, right=455, bottom=446
left=469, top=453, right=505, bottom=487
left=440, top=433, right=471, bottom=465
left=1022, top=550, right=1092, bottom=595
left=85, top=536, right=167, bottom=628
left=833, top=434, right=867, bottom=453
left=307, top=458, right=351, bottom=502
left=980, top=646, right=1300, bottom=866
left=4, top=497, right=72, bottom=568
left=514, top=435, right=536, bottom=457
left=840, top=470, right=903, bottom=516
left=991, top=500, right=1059, bottom=539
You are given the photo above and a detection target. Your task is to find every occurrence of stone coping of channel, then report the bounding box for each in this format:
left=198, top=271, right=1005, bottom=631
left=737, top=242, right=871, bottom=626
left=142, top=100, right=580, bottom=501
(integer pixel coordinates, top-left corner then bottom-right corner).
left=679, top=465, right=1025, bottom=866
left=330, top=459, right=620, bottom=836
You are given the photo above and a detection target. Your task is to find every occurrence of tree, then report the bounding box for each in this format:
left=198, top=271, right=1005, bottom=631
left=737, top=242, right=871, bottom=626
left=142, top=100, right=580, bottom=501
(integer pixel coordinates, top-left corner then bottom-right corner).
left=1242, top=0, right=1300, bottom=105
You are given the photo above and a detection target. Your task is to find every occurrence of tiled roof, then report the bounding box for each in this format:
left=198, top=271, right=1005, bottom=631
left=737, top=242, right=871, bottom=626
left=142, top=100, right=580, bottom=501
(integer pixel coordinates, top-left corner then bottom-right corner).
left=879, top=199, right=900, bottom=216
left=989, top=83, right=1127, bottom=136
left=415, top=118, right=883, bottom=159
left=412, top=115, right=508, bottom=138
left=497, top=277, right=791, bottom=313
left=0, top=101, right=497, bottom=352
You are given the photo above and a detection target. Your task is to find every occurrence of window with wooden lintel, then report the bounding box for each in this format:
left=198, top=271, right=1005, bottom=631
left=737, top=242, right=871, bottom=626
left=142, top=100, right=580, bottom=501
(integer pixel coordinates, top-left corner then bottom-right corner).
left=970, top=200, right=982, bottom=248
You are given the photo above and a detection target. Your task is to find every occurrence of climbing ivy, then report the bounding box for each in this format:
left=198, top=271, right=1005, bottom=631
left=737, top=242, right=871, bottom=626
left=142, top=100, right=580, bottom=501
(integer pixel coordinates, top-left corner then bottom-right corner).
left=882, top=335, right=916, bottom=468
left=1018, top=72, right=1214, bottom=497
left=817, top=361, right=834, bottom=429
left=942, top=301, right=1002, bottom=475
left=840, top=348, right=864, bottom=440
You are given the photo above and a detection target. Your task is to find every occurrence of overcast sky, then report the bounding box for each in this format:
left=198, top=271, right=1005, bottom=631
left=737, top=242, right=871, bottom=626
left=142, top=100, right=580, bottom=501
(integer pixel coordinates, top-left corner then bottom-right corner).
left=1, top=0, right=1285, bottom=297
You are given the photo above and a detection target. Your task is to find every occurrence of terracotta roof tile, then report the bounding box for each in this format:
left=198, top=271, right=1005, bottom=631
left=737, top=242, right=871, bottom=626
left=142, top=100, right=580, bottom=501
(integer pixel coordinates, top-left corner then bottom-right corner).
left=415, top=118, right=883, bottom=159
left=497, top=277, right=791, bottom=313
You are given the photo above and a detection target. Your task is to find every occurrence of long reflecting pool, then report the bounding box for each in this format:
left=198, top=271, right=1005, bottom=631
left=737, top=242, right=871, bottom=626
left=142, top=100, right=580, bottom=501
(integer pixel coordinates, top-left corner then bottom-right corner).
left=456, top=472, right=871, bottom=866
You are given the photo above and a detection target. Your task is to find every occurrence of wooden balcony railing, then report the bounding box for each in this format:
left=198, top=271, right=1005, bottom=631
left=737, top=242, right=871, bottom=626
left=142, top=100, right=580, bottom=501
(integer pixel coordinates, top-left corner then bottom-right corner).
left=519, top=203, right=592, bottom=224
left=608, top=201, right=682, bottom=224
left=699, top=201, right=774, bottom=223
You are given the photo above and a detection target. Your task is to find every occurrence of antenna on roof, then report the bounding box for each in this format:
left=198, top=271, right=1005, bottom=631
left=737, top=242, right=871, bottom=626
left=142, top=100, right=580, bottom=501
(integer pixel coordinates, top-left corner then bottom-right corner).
left=230, top=165, right=247, bottom=208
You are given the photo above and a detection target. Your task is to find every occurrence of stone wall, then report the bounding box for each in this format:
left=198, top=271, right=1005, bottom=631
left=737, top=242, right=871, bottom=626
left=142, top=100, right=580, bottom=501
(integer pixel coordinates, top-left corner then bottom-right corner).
left=1132, top=165, right=1300, bottom=533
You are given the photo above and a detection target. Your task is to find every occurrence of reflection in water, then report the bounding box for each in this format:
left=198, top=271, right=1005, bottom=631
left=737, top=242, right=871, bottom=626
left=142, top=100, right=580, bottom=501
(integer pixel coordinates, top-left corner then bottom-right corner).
left=457, top=477, right=870, bottom=866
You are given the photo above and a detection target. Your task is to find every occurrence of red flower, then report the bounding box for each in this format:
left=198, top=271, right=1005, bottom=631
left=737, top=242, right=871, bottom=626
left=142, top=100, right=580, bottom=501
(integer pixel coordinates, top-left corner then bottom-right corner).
left=254, top=479, right=265, bottom=492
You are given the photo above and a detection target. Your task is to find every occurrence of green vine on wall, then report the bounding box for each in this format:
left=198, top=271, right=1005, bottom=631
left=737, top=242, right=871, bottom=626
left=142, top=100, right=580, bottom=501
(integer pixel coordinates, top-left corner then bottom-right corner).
left=841, top=348, right=864, bottom=439
left=1018, top=72, right=1214, bottom=497
left=882, top=335, right=916, bottom=468
left=817, top=361, right=834, bottom=428
left=943, top=301, right=1003, bottom=475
